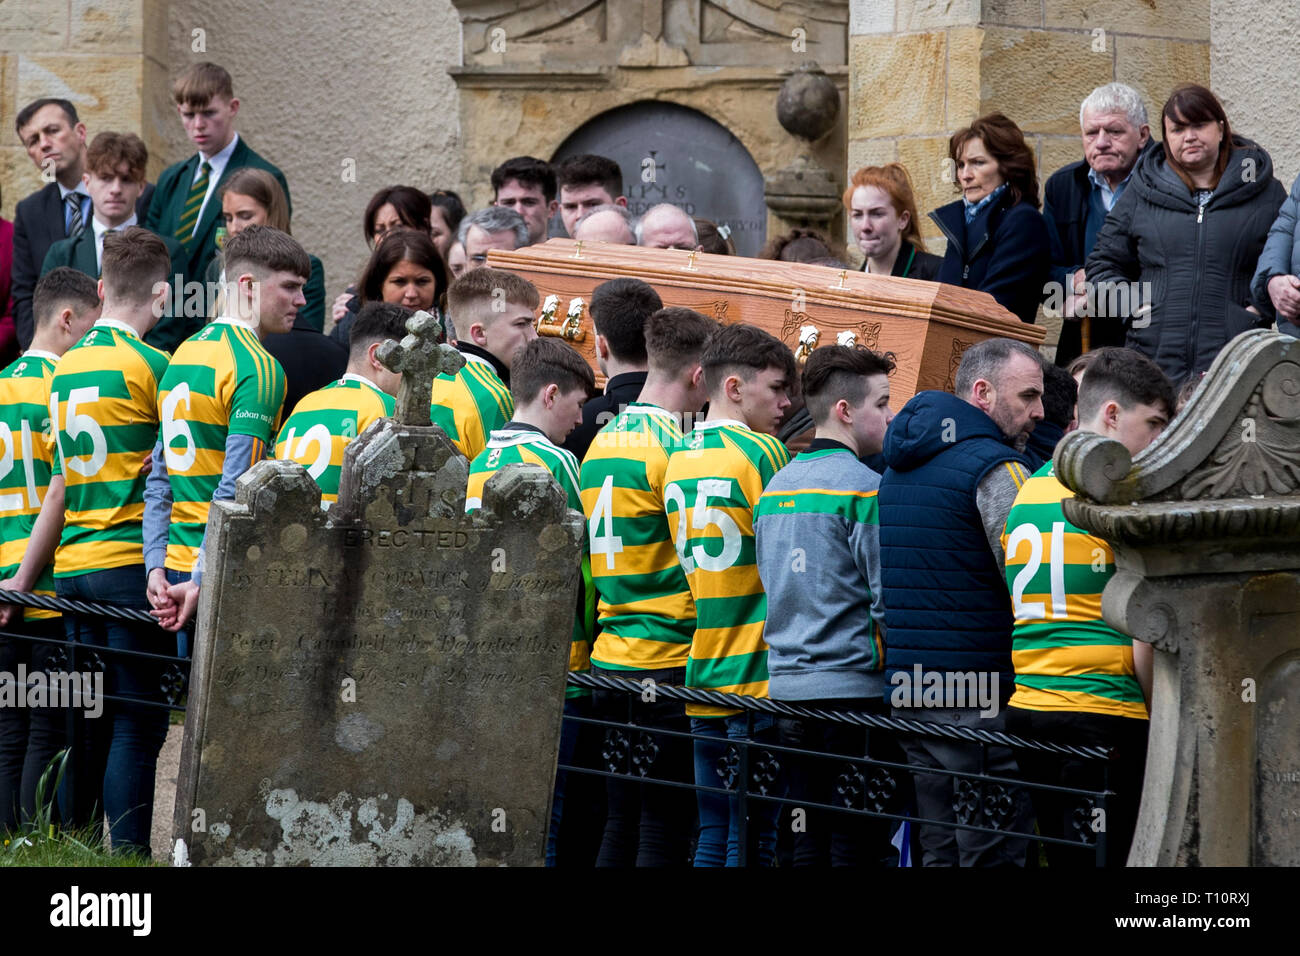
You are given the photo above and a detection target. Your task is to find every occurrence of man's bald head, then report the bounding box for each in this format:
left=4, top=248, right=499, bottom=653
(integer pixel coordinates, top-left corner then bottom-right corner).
left=573, top=205, right=636, bottom=244
left=636, top=203, right=699, bottom=250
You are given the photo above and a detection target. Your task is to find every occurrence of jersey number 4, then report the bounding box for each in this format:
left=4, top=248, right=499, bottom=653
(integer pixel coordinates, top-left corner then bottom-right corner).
left=664, top=479, right=742, bottom=575
left=1006, top=520, right=1067, bottom=620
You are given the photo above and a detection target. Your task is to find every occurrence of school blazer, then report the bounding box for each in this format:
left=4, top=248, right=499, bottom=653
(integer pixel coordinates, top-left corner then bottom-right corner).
left=143, top=137, right=290, bottom=283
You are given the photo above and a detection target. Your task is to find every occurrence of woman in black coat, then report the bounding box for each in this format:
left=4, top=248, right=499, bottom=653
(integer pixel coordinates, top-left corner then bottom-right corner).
left=1087, top=84, right=1286, bottom=386
left=846, top=162, right=943, bottom=280
left=930, top=113, right=1052, bottom=323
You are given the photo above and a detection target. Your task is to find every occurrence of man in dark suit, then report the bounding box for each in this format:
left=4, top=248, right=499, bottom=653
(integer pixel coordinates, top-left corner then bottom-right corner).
left=11, top=98, right=155, bottom=350
left=144, top=62, right=289, bottom=293
left=1044, top=82, right=1155, bottom=367
left=263, top=317, right=349, bottom=421
left=40, top=132, right=189, bottom=353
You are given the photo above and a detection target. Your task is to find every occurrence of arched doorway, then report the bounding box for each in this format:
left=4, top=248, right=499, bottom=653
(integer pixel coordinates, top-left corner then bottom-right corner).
left=551, top=101, right=767, bottom=257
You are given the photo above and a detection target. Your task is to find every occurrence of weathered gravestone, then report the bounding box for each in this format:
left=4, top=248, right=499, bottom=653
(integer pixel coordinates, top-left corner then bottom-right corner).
left=1055, top=329, right=1300, bottom=866
left=173, top=315, right=584, bottom=866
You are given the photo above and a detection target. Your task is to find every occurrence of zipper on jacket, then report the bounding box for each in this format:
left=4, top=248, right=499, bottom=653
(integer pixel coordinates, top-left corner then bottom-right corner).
left=1197, top=201, right=1205, bottom=224
left=1186, top=198, right=1208, bottom=374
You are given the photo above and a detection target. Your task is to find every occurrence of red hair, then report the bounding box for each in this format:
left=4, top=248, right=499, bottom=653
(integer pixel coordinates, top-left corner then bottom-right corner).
left=843, top=163, right=923, bottom=248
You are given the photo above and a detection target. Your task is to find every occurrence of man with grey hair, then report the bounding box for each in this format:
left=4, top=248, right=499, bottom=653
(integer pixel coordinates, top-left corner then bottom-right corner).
left=572, top=204, right=637, bottom=244
left=458, top=205, right=529, bottom=271
left=635, top=203, right=701, bottom=251
left=877, top=336, right=1043, bottom=866
left=1046, top=82, right=1156, bottom=366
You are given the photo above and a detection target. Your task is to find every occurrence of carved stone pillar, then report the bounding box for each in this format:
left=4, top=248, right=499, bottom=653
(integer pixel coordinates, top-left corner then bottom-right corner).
left=1055, top=329, right=1300, bottom=865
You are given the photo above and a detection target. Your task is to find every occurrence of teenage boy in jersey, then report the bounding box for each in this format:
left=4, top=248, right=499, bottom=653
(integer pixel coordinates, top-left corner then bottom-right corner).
left=663, top=322, right=795, bottom=867
left=0, top=268, right=100, bottom=831
left=1003, top=347, right=1174, bottom=867
left=40, top=132, right=189, bottom=353
left=579, top=306, right=716, bottom=867
left=275, top=302, right=404, bottom=508
left=462, top=338, right=595, bottom=866
left=555, top=154, right=627, bottom=238
left=563, top=277, right=662, bottom=460
left=491, top=156, right=557, bottom=245
left=145, top=62, right=289, bottom=290
left=144, top=226, right=307, bottom=648
left=431, top=267, right=539, bottom=460
left=755, top=345, right=896, bottom=866
left=45, top=228, right=173, bottom=854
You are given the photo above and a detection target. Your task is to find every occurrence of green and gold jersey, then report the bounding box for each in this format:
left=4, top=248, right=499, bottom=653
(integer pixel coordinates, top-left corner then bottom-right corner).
left=430, top=353, right=513, bottom=461
left=51, top=319, right=170, bottom=577
left=663, top=419, right=790, bottom=717
left=156, top=317, right=286, bottom=572
left=466, top=424, right=593, bottom=698
left=578, top=403, right=695, bottom=671
left=1002, top=461, right=1147, bottom=720
left=275, top=374, right=394, bottom=507
left=0, top=351, right=60, bottom=619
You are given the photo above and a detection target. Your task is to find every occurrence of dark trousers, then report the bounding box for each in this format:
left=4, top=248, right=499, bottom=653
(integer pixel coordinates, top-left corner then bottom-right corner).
left=776, top=697, right=901, bottom=866
left=0, top=618, right=70, bottom=831
left=547, top=694, right=605, bottom=867
left=56, top=566, right=170, bottom=855
left=589, top=664, right=695, bottom=867
left=1006, top=706, right=1148, bottom=868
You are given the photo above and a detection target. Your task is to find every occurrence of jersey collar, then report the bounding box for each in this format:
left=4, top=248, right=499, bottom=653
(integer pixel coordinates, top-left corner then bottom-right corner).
left=212, top=314, right=259, bottom=334
left=93, top=317, right=141, bottom=339
left=340, top=372, right=387, bottom=396
left=22, top=349, right=60, bottom=363
left=487, top=426, right=558, bottom=449
left=692, top=418, right=748, bottom=432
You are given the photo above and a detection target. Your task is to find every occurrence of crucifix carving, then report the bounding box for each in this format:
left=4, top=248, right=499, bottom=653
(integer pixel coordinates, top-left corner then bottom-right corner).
left=375, top=310, right=466, bottom=426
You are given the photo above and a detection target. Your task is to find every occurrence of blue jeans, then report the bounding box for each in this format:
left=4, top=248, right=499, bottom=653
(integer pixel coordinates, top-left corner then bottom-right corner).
left=691, top=711, right=778, bottom=867
left=165, top=569, right=192, bottom=660
left=56, top=565, right=170, bottom=855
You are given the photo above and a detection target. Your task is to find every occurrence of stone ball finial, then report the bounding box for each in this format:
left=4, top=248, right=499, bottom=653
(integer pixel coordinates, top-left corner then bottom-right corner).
left=776, top=63, right=840, bottom=142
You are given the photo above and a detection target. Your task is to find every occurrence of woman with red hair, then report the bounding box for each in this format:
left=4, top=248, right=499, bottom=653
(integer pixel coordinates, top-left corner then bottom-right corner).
left=930, top=113, right=1052, bottom=324
left=844, top=163, right=942, bottom=280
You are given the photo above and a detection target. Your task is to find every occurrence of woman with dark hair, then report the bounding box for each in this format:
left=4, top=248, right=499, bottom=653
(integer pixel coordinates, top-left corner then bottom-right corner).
left=429, top=189, right=466, bottom=261
left=332, top=186, right=438, bottom=328
left=760, top=228, right=838, bottom=263
left=930, top=113, right=1052, bottom=324
left=329, top=228, right=447, bottom=347
left=1088, top=84, right=1285, bottom=385
left=845, top=162, right=942, bottom=279
left=207, top=167, right=327, bottom=330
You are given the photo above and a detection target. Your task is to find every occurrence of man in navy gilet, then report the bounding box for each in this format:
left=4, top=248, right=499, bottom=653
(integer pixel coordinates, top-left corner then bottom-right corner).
left=879, top=337, right=1044, bottom=866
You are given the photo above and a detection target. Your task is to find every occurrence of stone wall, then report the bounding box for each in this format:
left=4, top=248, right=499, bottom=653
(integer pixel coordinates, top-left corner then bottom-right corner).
left=1210, top=0, right=1300, bottom=187
left=0, top=0, right=170, bottom=217
left=163, top=0, right=463, bottom=310
left=847, top=0, right=1210, bottom=354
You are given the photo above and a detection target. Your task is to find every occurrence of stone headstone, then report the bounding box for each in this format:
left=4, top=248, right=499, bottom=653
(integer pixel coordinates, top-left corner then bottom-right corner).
left=1055, top=329, right=1300, bottom=866
left=173, top=417, right=584, bottom=866
left=550, top=100, right=768, bottom=255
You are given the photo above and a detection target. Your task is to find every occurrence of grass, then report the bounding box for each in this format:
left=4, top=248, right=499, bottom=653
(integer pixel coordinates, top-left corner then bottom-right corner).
left=1, top=750, right=163, bottom=867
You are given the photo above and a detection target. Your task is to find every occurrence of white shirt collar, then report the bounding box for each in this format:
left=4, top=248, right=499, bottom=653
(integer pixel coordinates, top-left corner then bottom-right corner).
left=22, top=349, right=60, bottom=363
left=693, top=418, right=748, bottom=432
left=93, top=317, right=141, bottom=339
left=93, top=212, right=137, bottom=238
left=340, top=372, right=387, bottom=396
left=197, top=131, right=240, bottom=178
left=58, top=181, right=89, bottom=202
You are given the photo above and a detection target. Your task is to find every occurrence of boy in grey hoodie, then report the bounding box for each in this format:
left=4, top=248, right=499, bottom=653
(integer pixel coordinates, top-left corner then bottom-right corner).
left=753, top=344, right=895, bottom=865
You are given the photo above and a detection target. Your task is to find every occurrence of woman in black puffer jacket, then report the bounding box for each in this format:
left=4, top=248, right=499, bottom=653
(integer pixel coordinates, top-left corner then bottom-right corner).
left=1086, top=84, right=1285, bottom=387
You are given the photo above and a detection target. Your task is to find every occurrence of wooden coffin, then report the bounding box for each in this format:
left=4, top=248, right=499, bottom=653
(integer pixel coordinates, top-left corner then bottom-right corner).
left=488, top=238, right=1044, bottom=408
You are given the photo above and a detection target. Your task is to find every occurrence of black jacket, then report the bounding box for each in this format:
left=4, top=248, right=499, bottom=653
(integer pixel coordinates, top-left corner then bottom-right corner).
left=561, top=370, right=647, bottom=460
left=858, top=242, right=944, bottom=282
left=930, top=190, right=1052, bottom=324
left=11, top=182, right=153, bottom=349
left=1086, top=135, right=1287, bottom=386
left=263, top=317, right=348, bottom=420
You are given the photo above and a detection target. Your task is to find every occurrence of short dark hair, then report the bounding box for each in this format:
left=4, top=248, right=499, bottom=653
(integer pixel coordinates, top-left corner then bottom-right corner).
left=695, top=219, right=734, bottom=255
left=101, top=227, right=172, bottom=305
left=509, top=338, right=594, bottom=405
left=802, top=346, right=896, bottom=424
left=644, top=307, right=718, bottom=375
left=172, top=62, right=234, bottom=107
left=429, top=189, right=467, bottom=234
left=363, top=186, right=432, bottom=243
left=760, top=228, right=834, bottom=263
left=349, top=301, right=415, bottom=360
left=16, top=98, right=78, bottom=136
left=491, top=156, right=556, bottom=202
left=1041, top=362, right=1079, bottom=430
left=555, top=154, right=623, bottom=199
left=33, top=267, right=99, bottom=328
left=700, top=323, right=798, bottom=397
left=589, top=278, right=662, bottom=365
left=1077, top=347, right=1175, bottom=423
left=223, top=225, right=311, bottom=281
left=1065, top=352, right=1097, bottom=380
left=447, top=266, right=539, bottom=330
left=358, top=228, right=446, bottom=307
left=1162, top=84, right=1233, bottom=191
left=85, top=131, right=148, bottom=182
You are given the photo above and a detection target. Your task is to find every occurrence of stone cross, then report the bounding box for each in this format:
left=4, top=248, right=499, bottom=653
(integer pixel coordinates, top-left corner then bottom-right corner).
left=375, top=310, right=465, bottom=426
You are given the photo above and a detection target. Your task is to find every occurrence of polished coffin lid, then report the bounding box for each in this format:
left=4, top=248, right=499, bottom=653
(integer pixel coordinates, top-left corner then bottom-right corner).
left=488, top=238, right=1044, bottom=406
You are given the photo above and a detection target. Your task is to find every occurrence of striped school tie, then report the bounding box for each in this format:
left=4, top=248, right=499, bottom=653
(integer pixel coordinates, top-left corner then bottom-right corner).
left=65, top=192, right=85, bottom=237
left=175, top=160, right=212, bottom=242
